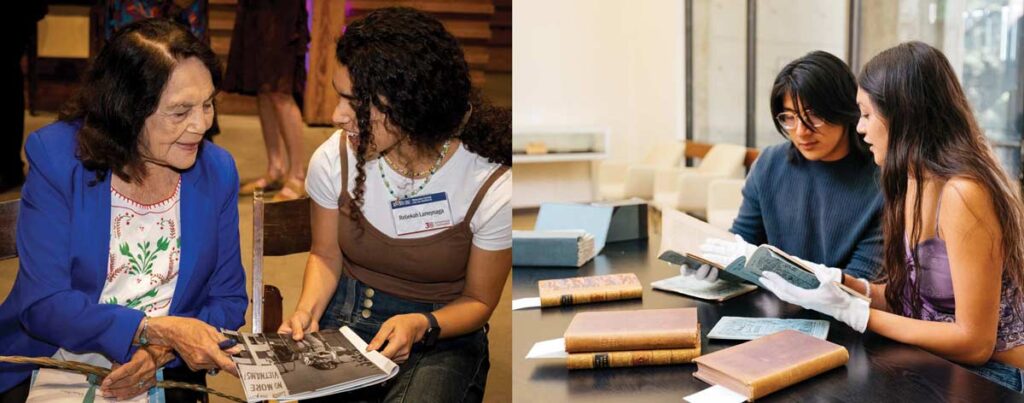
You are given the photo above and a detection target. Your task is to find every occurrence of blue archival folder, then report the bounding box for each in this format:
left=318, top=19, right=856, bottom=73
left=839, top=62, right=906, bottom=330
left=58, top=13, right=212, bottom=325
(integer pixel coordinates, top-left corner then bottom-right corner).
left=534, top=203, right=614, bottom=254
left=512, top=232, right=588, bottom=267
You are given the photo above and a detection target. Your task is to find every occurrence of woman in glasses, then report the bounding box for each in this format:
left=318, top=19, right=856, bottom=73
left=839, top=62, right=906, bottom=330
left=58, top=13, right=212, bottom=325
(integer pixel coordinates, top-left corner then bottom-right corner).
left=687, top=51, right=883, bottom=282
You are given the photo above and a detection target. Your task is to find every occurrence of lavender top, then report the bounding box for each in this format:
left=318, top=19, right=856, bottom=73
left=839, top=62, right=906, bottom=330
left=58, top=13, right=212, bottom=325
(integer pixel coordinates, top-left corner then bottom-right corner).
left=903, top=234, right=1024, bottom=351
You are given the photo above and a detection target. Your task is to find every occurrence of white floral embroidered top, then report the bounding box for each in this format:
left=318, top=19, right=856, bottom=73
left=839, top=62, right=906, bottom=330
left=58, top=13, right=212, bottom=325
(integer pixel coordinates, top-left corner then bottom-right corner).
left=52, top=179, right=182, bottom=367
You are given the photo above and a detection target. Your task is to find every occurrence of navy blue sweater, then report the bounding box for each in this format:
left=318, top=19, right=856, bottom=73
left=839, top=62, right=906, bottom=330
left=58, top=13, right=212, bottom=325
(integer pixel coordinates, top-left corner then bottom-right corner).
left=730, top=144, right=884, bottom=279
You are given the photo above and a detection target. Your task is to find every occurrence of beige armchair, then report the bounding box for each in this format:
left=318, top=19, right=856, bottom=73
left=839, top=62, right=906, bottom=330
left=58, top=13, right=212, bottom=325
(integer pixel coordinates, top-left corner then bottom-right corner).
left=706, top=178, right=746, bottom=230
left=652, top=143, right=747, bottom=215
left=598, top=140, right=684, bottom=200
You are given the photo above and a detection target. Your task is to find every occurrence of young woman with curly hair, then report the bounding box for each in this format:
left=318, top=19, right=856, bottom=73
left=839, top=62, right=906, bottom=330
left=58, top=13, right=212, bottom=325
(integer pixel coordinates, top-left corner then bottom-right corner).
left=279, top=7, right=510, bottom=402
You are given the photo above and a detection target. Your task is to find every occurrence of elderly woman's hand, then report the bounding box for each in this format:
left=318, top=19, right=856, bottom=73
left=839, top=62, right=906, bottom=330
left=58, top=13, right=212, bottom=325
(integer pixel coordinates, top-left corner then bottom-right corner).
left=146, top=316, right=241, bottom=376
left=99, top=346, right=170, bottom=399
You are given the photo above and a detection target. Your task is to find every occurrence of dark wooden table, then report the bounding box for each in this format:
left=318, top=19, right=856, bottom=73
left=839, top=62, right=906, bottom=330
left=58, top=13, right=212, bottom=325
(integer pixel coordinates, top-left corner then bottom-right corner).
left=512, top=237, right=1024, bottom=402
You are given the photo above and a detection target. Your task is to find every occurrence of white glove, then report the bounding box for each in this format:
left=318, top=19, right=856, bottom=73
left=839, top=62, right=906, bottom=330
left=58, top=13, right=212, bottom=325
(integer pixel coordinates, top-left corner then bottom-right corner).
left=680, top=263, right=718, bottom=283
left=759, top=263, right=870, bottom=333
left=699, top=234, right=757, bottom=267
left=791, top=256, right=844, bottom=286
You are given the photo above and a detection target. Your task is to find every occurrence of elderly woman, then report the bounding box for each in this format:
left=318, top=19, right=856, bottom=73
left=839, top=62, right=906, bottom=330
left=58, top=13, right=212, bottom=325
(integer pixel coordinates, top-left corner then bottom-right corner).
left=0, top=19, right=245, bottom=402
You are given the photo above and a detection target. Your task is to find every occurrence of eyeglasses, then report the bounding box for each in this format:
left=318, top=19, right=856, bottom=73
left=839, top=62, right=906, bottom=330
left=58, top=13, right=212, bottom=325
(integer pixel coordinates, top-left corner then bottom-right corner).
left=775, top=111, right=825, bottom=131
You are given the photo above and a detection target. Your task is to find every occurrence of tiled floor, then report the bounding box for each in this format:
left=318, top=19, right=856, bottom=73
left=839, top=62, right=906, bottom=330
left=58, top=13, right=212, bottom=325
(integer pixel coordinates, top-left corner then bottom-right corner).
left=0, top=108, right=512, bottom=402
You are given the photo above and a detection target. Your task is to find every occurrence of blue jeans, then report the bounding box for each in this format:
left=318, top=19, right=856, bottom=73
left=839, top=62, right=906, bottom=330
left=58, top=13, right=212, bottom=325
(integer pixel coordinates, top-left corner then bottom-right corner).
left=313, top=276, right=490, bottom=403
left=964, top=360, right=1024, bottom=393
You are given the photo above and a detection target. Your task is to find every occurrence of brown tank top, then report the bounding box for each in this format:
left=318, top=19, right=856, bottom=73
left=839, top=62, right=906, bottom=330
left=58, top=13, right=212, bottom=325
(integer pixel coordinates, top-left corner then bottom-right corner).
left=336, top=138, right=508, bottom=303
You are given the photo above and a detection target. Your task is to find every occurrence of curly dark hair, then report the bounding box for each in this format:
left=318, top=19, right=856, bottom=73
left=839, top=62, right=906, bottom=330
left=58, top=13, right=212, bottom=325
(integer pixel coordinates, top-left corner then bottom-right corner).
left=60, top=18, right=221, bottom=184
left=336, top=7, right=511, bottom=222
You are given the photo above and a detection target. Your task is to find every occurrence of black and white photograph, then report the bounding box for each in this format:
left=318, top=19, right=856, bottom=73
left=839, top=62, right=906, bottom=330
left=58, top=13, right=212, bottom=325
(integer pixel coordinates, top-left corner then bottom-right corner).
left=226, top=327, right=396, bottom=401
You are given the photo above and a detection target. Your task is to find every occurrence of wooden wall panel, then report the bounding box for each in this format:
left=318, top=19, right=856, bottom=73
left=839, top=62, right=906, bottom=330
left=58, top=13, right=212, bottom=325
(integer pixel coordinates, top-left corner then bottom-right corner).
left=304, top=0, right=346, bottom=125
left=345, top=0, right=496, bottom=86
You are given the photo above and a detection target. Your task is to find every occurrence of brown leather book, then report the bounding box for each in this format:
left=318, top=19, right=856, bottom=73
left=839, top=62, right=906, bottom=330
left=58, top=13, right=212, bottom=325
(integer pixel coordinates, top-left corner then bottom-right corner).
left=567, top=345, right=701, bottom=370
left=563, top=307, right=700, bottom=352
left=693, top=330, right=849, bottom=400
left=537, top=273, right=642, bottom=307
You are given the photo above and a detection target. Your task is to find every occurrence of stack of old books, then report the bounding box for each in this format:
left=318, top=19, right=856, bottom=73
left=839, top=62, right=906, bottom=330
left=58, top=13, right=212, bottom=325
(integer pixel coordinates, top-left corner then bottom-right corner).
left=562, top=307, right=701, bottom=369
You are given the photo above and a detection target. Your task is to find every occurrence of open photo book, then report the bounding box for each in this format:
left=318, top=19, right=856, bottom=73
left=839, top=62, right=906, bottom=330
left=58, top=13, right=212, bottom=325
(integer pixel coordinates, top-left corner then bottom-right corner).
left=224, top=326, right=399, bottom=402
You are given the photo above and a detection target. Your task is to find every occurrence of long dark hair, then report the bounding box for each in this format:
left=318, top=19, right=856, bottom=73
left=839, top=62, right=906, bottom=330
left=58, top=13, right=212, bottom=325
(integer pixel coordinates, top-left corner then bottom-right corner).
left=336, top=7, right=511, bottom=222
left=770, top=51, right=871, bottom=162
left=859, top=41, right=1024, bottom=319
left=60, top=18, right=221, bottom=184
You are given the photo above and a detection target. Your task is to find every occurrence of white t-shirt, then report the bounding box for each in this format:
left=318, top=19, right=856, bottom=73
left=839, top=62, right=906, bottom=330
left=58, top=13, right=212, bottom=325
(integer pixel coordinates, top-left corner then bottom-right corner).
left=305, top=130, right=512, bottom=250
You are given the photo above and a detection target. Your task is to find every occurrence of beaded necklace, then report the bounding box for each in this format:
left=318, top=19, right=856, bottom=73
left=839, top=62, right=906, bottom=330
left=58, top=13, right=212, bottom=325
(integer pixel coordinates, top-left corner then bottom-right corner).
left=379, top=139, right=451, bottom=200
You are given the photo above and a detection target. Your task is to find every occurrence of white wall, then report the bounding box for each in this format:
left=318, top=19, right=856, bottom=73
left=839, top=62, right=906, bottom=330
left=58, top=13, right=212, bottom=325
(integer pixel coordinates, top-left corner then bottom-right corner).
left=692, top=0, right=748, bottom=146
left=514, top=0, right=850, bottom=162
left=755, top=0, right=849, bottom=148
left=513, top=0, right=685, bottom=164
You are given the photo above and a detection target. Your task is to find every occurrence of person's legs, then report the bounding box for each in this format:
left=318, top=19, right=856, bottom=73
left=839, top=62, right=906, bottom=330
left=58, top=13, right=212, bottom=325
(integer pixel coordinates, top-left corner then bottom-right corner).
left=240, top=91, right=288, bottom=194
left=313, top=277, right=491, bottom=402
left=268, top=92, right=306, bottom=201
left=382, top=329, right=490, bottom=403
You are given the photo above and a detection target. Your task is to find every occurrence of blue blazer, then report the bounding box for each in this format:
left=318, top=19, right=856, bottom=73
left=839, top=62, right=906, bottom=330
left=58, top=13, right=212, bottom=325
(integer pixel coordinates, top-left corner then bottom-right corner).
left=0, top=121, right=248, bottom=392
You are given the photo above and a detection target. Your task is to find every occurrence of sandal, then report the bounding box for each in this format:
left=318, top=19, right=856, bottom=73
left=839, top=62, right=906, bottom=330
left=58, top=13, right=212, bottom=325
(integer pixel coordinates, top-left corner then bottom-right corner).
left=271, top=178, right=307, bottom=202
left=240, top=176, right=284, bottom=195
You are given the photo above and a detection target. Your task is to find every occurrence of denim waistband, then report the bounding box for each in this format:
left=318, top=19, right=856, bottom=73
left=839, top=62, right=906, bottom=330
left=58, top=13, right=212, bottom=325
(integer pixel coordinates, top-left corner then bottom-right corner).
left=319, top=276, right=450, bottom=341
left=964, top=360, right=1024, bottom=393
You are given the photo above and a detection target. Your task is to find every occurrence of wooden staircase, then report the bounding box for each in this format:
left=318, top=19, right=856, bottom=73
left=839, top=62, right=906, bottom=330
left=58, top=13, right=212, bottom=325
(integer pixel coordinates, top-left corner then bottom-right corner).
left=28, top=0, right=512, bottom=120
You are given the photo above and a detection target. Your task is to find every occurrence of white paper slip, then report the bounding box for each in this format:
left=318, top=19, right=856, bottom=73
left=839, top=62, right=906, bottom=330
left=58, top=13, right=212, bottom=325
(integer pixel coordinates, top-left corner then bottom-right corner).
left=683, top=385, right=747, bottom=403
left=512, top=297, right=542, bottom=310
left=651, top=275, right=758, bottom=302
left=707, top=316, right=830, bottom=340
left=28, top=368, right=160, bottom=403
left=525, top=338, right=568, bottom=359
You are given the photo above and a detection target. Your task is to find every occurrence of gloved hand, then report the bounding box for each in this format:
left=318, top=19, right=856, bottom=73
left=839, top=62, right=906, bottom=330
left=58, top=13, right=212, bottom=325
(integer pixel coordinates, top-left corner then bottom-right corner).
left=680, top=263, right=718, bottom=283
left=699, top=234, right=757, bottom=267
left=790, top=256, right=844, bottom=286
left=759, top=263, right=870, bottom=332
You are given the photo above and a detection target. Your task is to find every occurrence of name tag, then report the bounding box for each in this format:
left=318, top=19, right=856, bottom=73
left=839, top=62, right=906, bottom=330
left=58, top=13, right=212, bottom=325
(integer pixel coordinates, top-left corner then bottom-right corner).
left=390, top=192, right=454, bottom=236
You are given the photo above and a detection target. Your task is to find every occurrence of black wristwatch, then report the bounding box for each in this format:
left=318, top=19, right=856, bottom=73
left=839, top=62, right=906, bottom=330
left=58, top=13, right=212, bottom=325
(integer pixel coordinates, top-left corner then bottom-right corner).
left=420, top=312, right=441, bottom=347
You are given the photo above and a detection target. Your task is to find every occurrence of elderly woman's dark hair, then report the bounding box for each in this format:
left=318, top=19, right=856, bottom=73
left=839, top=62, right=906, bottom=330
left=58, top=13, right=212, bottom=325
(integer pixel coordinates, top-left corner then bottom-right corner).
left=337, top=7, right=511, bottom=221
left=60, top=18, right=221, bottom=184
left=769, top=50, right=870, bottom=162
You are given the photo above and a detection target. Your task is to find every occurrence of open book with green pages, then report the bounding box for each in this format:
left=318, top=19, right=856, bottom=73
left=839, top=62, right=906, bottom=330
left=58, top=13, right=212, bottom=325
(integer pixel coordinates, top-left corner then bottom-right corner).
left=658, top=244, right=868, bottom=301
